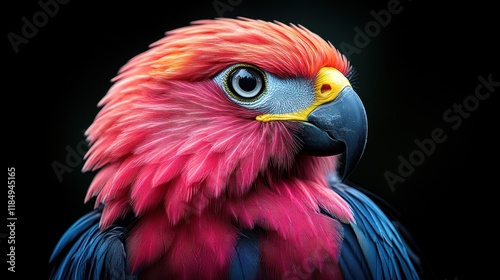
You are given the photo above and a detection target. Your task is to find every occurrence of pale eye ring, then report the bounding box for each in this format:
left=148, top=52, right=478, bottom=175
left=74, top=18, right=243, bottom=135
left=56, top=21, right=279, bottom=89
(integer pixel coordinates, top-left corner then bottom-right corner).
left=226, top=65, right=266, bottom=101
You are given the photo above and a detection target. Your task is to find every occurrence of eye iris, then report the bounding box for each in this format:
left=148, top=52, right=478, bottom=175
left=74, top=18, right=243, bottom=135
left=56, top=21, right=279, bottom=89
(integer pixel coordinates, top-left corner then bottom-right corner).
left=229, top=67, right=264, bottom=99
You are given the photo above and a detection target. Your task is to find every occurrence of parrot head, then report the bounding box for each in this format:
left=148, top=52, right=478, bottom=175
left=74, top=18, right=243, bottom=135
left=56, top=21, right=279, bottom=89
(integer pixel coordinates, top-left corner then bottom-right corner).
left=81, top=18, right=368, bottom=275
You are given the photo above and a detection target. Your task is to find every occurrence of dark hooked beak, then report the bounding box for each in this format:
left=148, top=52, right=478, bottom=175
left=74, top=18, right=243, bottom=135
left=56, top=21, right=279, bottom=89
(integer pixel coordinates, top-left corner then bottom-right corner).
left=298, top=86, right=368, bottom=181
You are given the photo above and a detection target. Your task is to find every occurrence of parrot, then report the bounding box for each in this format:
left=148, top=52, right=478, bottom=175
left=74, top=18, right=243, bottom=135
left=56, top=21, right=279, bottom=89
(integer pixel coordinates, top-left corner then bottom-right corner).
left=49, top=17, right=427, bottom=280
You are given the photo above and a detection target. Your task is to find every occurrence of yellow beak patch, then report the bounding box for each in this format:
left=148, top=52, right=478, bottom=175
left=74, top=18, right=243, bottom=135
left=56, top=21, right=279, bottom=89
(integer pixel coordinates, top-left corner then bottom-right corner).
left=256, top=67, right=351, bottom=122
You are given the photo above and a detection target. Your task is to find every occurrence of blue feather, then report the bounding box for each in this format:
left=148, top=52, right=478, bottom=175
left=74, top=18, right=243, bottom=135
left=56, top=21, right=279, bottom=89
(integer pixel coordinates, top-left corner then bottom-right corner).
left=328, top=176, right=421, bottom=280
left=338, top=220, right=373, bottom=280
left=49, top=206, right=137, bottom=280
left=49, top=209, right=101, bottom=263
left=229, top=229, right=261, bottom=280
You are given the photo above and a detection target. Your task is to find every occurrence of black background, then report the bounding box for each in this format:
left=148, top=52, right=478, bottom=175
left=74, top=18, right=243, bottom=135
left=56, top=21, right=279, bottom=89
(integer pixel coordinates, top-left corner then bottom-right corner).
left=4, top=0, right=498, bottom=279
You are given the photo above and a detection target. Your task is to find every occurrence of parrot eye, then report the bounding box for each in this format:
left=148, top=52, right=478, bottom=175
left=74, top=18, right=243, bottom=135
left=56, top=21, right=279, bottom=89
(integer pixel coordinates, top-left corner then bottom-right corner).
left=225, top=64, right=266, bottom=101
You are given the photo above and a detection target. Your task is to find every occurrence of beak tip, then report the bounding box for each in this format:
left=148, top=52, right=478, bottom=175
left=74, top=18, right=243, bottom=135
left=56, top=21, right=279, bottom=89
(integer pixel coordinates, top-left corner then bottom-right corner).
left=340, top=130, right=367, bottom=181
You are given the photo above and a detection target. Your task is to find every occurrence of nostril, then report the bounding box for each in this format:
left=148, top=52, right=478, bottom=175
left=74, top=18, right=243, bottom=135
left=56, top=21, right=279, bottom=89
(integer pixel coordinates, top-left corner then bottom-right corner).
left=321, top=84, right=331, bottom=93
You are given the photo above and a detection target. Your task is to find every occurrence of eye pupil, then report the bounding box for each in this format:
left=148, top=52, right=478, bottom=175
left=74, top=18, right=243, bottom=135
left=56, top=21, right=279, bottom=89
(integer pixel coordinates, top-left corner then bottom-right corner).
left=227, top=66, right=265, bottom=100
left=238, top=72, right=257, bottom=92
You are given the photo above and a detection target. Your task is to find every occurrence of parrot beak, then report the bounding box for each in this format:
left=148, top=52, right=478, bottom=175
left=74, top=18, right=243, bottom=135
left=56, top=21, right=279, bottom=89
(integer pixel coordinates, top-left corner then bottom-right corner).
left=300, top=85, right=368, bottom=181
left=256, top=67, right=368, bottom=181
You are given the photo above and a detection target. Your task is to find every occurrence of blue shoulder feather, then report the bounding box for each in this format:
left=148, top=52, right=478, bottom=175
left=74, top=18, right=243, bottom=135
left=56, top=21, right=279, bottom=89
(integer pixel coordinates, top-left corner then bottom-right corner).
left=49, top=205, right=137, bottom=280
left=328, top=176, right=422, bottom=280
